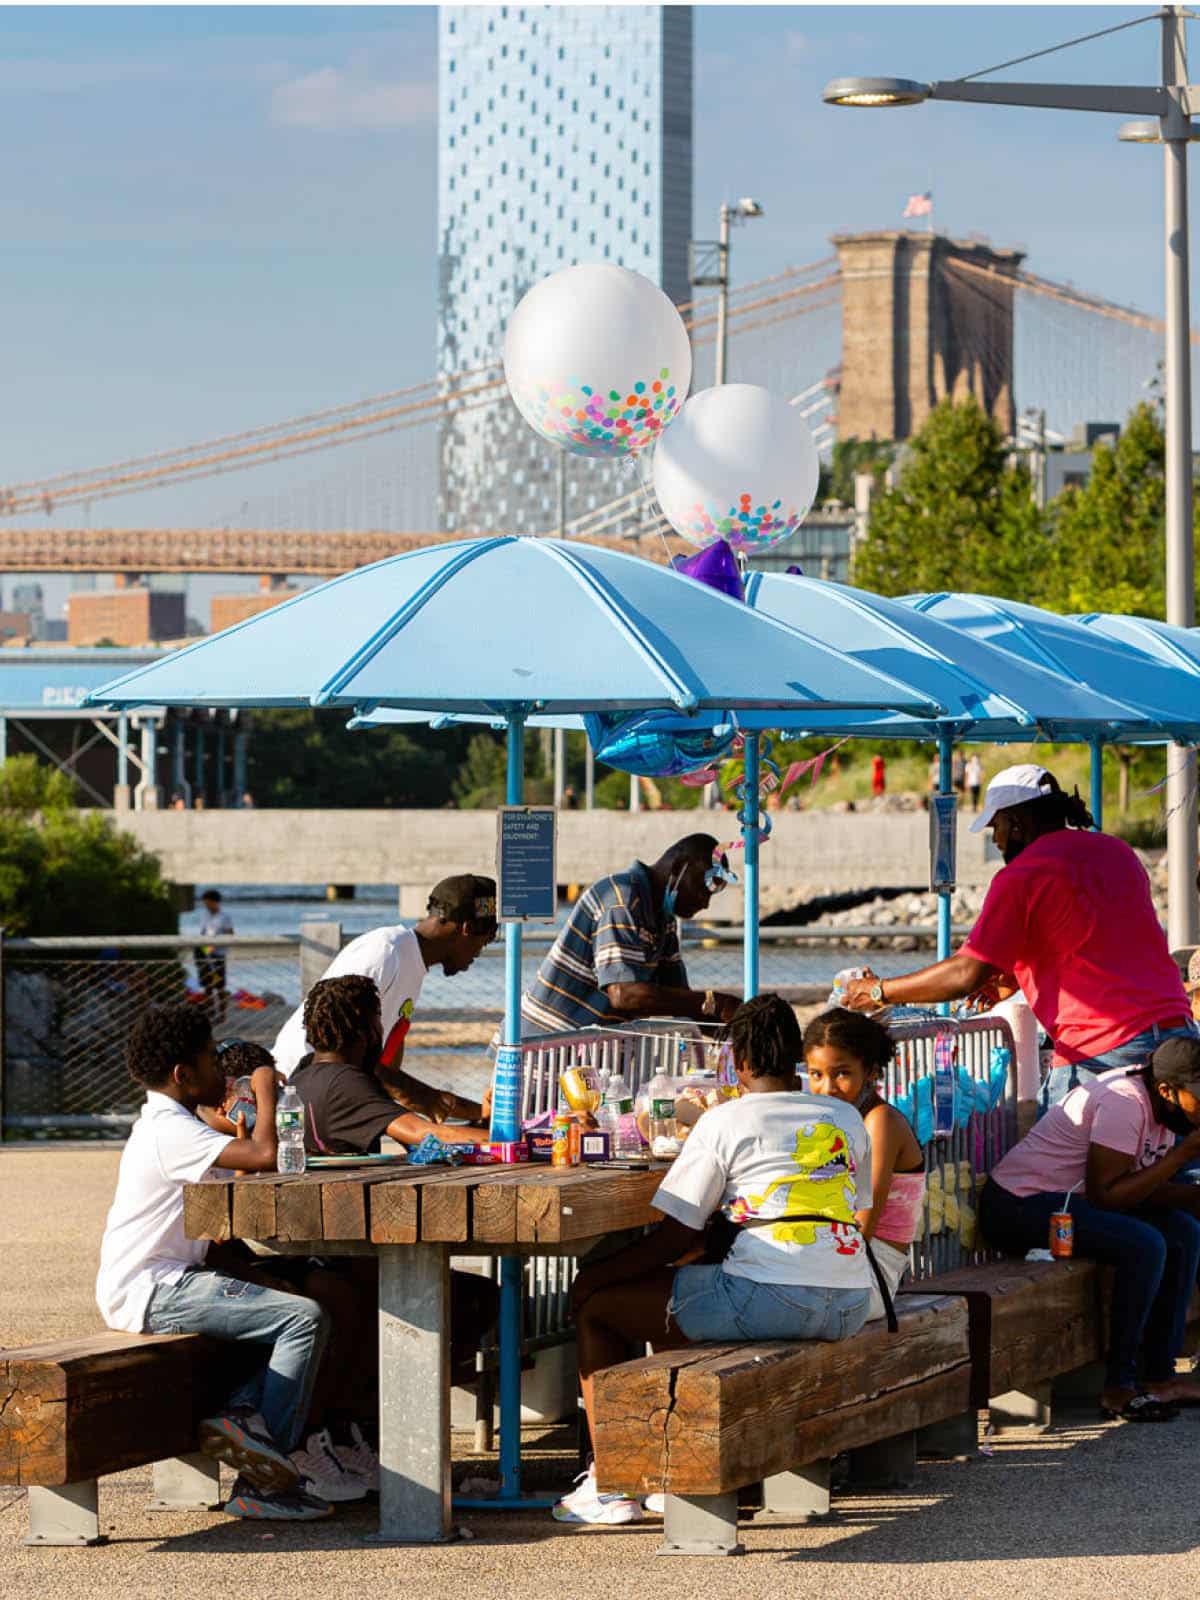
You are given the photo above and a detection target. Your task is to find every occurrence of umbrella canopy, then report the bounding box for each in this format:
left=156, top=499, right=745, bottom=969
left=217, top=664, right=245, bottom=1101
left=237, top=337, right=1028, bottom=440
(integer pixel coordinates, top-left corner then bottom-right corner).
left=1073, top=611, right=1200, bottom=683
left=904, top=592, right=1200, bottom=743
left=353, top=571, right=1145, bottom=742
left=84, top=537, right=940, bottom=719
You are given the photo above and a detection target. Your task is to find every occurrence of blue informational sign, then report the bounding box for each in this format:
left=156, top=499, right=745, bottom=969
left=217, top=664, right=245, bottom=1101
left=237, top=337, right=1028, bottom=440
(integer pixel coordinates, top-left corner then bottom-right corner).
left=496, top=805, right=557, bottom=922
left=929, top=792, right=957, bottom=892
left=490, top=1044, right=524, bottom=1142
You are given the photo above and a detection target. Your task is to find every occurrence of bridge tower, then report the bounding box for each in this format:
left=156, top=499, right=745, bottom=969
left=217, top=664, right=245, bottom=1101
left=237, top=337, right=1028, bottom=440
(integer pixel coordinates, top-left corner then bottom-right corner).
left=832, top=230, right=1024, bottom=443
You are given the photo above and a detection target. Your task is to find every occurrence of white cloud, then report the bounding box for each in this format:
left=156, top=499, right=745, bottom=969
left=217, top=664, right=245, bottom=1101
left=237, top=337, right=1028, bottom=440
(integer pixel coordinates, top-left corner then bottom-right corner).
left=270, top=66, right=436, bottom=131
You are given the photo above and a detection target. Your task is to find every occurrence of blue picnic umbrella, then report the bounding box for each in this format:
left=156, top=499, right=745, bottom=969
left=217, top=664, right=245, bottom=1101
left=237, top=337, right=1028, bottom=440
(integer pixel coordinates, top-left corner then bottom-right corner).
left=85, top=534, right=940, bottom=1508
left=905, top=592, right=1200, bottom=826
left=359, top=571, right=1155, bottom=966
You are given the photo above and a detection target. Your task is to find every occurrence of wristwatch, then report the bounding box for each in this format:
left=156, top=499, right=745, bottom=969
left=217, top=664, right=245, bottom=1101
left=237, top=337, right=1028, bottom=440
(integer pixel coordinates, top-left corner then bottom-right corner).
left=702, top=988, right=717, bottom=1018
left=869, top=981, right=885, bottom=1005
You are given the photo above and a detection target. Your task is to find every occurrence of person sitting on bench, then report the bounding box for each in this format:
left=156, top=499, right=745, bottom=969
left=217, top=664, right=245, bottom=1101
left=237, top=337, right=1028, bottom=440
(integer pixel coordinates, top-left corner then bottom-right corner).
left=805, top=1007, right=925, bottom=1322
left=95, top=1005, right=334, bottom=1522
left=554, top=993, right=873, bottom=1526
left=980, top=1035, right=1200, bottom=1423
left=291, top=973, right=498, bottom=1375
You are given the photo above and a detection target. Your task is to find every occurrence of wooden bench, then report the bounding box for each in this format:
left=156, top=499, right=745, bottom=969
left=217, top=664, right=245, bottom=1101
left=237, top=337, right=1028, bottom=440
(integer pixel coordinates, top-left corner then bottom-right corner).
left=592, top=1258, right=1200, bottom=1556
left=593, top=1290, right=974, bottom=1555
left=0, top=1332, right=229, bottom=1545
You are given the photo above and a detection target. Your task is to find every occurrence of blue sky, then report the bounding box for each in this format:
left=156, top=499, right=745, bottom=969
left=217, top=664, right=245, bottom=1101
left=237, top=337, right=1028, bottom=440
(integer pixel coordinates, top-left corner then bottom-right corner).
left=0, top=3, right=1187, bottom=614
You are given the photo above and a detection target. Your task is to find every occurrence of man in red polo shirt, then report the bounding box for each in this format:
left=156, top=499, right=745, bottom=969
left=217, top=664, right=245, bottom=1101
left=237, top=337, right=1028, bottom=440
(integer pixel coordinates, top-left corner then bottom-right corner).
left=843, top=765, right=1195, bottom=1106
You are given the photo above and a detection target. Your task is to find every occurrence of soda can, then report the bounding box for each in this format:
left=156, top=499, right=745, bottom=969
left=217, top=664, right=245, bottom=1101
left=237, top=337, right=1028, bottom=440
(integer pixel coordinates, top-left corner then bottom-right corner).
left=1049, top=1211, right=1074, bottom=1258
left=568, top=1118, right=582, bottom=1166
left=551, top=1113, right=573, bottom=1169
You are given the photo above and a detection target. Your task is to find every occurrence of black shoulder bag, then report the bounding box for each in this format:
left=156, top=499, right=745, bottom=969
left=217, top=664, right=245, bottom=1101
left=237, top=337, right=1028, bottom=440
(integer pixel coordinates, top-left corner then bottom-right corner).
left=702, top=1210, right=899, bottom=1333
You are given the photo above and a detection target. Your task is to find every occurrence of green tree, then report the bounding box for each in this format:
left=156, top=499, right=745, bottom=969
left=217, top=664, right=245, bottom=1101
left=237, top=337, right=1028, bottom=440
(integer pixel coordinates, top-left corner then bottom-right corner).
left=0, top=756, right=174, bottom=935
left=246, top=709, right=476, bottom=809
left=853, top=398, right=1049, bottom=599
left=1038, top=402, right=1165, bottom=617
left=818, top=436, right=894, bottom=507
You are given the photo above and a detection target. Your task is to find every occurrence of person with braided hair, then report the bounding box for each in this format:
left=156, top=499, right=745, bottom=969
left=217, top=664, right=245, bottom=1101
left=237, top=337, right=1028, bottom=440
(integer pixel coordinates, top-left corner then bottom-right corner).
left=292, top=974, right=489, bottom=1152
left=553, top=994, right=872, bottom=1526
left=843, top=765, right=1196, bottom=1107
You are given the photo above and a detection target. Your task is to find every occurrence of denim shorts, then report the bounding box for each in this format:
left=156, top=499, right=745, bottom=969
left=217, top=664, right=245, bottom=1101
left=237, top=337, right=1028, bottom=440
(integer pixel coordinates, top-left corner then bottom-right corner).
left=669, top=1264, right=871, bottom=1343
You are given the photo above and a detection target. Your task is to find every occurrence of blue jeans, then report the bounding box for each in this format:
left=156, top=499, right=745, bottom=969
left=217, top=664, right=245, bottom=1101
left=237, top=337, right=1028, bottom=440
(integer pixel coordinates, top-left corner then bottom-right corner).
left=145, top=1268, right=330, bottom=1454
left=669, top=1264, right=870, bottom=1343
left=979, top=1179, right=1200, bottom=1389
left=1041, top=1021, right=1200, bottom=1112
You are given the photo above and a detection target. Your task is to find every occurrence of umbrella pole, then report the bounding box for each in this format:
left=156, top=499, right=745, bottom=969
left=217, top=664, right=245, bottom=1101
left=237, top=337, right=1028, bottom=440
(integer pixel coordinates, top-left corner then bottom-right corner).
left=1089, top=737, right=1104, bottom=830
left=742, top=732, right=760, bottom=999
left=497, top=711, right=529, bottom=1506
left=937, top=733, right=954, bottom=975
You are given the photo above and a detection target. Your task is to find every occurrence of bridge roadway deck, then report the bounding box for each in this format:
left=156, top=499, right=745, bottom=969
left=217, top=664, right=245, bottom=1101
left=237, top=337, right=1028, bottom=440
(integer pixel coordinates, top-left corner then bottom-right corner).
left=114, top=807, right=996, bottom=905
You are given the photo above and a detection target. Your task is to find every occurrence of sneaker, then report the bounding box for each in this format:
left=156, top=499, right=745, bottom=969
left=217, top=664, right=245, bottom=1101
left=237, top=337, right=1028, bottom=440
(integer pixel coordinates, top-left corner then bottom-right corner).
left=641, top=1492, right=666, bottom=1515
left=332, top=1422, right=380, bottom=1493
left=198, top=1409, right=300, bottom=1494
left=289, top=1428, right=369, bottom=1502
left=552, top=1466, right=642, bottom=1526
left=223, top=1474, right=334, bottom=1521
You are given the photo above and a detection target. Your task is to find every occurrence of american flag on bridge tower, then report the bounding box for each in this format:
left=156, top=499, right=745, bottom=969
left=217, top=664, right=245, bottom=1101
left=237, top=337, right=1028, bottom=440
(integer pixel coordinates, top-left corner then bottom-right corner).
left=903, top=191, right=933, bottom=218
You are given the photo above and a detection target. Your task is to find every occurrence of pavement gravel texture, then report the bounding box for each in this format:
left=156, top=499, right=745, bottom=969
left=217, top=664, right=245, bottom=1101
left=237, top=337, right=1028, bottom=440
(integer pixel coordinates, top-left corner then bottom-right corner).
left=3, top=1145, right=1198, bottom=1598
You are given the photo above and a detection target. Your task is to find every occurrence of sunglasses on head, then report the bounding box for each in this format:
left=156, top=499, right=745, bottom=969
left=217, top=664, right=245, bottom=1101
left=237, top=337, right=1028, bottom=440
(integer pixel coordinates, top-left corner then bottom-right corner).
left=705, top=850, right=738, bottom=894
left=215, top=1038, right=248, bottom=1057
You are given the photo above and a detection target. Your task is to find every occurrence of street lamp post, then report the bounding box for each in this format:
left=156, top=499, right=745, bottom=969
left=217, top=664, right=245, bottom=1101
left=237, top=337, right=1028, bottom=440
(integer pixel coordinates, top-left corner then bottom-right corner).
left=825, top=4, right=1200, bottom=950
left=691, top=197, right=765, bottom=808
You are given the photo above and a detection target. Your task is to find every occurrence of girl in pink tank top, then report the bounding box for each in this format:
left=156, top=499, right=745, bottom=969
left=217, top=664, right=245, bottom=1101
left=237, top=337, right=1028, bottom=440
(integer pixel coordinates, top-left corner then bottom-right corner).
left=805, top=1008, right=926, bottom=1318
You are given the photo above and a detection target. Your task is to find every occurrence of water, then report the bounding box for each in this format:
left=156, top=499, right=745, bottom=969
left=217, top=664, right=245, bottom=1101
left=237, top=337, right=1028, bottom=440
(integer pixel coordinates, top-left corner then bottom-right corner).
left=179, top=885, right=922, bottom=1014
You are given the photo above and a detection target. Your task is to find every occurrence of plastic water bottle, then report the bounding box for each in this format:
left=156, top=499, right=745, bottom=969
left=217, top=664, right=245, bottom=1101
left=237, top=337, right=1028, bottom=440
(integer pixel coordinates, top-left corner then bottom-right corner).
left=646, top=1070, right=680, bottom=1158
left=276, top=1083, right=306, bottom=1174
left=602, top=1073, right=641, bottom=1159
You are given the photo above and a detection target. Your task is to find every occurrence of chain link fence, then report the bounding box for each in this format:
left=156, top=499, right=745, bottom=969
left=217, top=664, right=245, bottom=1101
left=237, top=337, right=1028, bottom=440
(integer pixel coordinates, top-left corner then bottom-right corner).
left=2, top=936, right=301, bottom=1135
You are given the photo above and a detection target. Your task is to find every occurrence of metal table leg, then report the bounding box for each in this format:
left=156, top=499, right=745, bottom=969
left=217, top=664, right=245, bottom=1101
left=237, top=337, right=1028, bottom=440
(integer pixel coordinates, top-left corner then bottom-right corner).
left=371, top=1243, right=452, bottom=1543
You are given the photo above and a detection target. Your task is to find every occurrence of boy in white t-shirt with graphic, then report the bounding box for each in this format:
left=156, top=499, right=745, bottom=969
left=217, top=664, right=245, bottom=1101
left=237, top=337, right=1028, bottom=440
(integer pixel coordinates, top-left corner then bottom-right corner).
left=554, top=993, right=873, bottom=1526
left=96, top=1004, right=333, bottom=1521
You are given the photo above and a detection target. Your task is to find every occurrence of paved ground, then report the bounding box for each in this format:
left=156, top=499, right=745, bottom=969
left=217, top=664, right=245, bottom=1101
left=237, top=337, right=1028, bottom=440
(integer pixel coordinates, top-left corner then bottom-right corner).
left=3, top=1145, right=1199, bottom=1598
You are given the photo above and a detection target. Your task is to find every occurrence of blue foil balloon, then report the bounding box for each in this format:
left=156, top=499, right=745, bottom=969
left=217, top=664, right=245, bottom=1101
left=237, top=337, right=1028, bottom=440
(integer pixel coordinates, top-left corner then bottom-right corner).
left=585, top=712, right=738, bottom=779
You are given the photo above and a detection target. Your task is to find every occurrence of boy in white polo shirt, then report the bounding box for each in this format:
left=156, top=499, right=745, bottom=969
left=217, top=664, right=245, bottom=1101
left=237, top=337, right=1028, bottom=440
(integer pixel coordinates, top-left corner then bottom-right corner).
left=96, top=1003, right=333, bottom=1521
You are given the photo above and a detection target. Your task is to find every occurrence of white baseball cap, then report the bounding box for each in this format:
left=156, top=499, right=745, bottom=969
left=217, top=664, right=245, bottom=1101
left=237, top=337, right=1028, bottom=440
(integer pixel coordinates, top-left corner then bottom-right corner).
left=970, top=763, right=1053, bottom=833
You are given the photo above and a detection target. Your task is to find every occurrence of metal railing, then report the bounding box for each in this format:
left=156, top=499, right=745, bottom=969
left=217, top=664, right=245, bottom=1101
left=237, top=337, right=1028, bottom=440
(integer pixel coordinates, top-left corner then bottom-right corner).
left=505, top=1012, right=1019, bottom=1346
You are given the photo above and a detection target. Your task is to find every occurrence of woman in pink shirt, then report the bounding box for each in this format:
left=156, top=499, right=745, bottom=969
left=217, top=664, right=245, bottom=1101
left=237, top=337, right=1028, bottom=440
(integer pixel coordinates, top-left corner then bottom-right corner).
left=843, top=765, right=1196, bottom=1108
left=979, top=1036, right=1200, bottom=1422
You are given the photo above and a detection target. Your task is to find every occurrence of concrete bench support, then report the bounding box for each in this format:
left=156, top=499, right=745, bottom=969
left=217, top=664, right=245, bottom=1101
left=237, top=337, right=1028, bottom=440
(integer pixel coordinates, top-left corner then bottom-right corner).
left=762, top=1461, right=832, bottom=1521
left=658, top=1492, right=744, bottom=1557
left=992, top=1383, right=1053, bottom=1432
left=148, top=1452, right=223, bottom=1511
left=846, top=1430, right=917, bottom=1489
left=24, top=1481, right=105, bottom=1547
left=917, top=1409, right=979, bottom=1458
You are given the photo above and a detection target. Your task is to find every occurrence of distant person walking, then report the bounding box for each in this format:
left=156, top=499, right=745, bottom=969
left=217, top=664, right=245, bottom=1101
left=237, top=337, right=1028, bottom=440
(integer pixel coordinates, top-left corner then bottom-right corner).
left=871, top=754, right=886, bottom=798
left=195, top=890, right=234, bottom=1025
left=965, top=754, right=983, bottom=812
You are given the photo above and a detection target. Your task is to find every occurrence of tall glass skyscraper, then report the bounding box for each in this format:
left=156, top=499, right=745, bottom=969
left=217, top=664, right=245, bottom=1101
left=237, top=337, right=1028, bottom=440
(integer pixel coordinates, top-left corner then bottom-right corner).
left=437, top=5, right=693, bottom=534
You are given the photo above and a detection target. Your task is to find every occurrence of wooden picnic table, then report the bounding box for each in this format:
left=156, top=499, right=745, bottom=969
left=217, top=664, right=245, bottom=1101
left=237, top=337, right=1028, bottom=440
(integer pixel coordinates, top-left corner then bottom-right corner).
left=183, top=1161, right=664, bottom=1541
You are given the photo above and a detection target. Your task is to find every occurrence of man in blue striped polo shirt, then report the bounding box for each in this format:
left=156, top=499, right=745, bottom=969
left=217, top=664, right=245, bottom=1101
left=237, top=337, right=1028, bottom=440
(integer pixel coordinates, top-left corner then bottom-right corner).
left=522, top=834, right=741, bottom=1036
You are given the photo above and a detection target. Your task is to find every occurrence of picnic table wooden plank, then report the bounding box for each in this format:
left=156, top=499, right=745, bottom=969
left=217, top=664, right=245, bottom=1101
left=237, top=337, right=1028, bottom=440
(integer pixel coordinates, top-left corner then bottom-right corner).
left=517, top=1166, right=663, bottom=1244
left=469, top=1168, right=536, bottom=1244
left=182, top=1175, right=233, bottom=1242
left=320, top=1169, right=409, bottom=1241
left=231, top=1173, right=279, bottom=1240
left=275, top=1175, right=325, bottom=1242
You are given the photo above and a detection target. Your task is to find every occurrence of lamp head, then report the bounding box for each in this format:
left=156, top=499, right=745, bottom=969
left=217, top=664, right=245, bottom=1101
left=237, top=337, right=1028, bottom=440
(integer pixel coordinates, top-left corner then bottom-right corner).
left=823, top=76, right=930, bottom=108
left=735, top=197, right=765, bottom=218
left=1118, top=118, right=1200, bottom=143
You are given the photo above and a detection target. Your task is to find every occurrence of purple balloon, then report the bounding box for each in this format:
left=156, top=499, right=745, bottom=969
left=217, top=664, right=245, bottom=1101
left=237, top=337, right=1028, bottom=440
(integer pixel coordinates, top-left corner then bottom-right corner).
left=670, top=539, right=744, bottom=602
